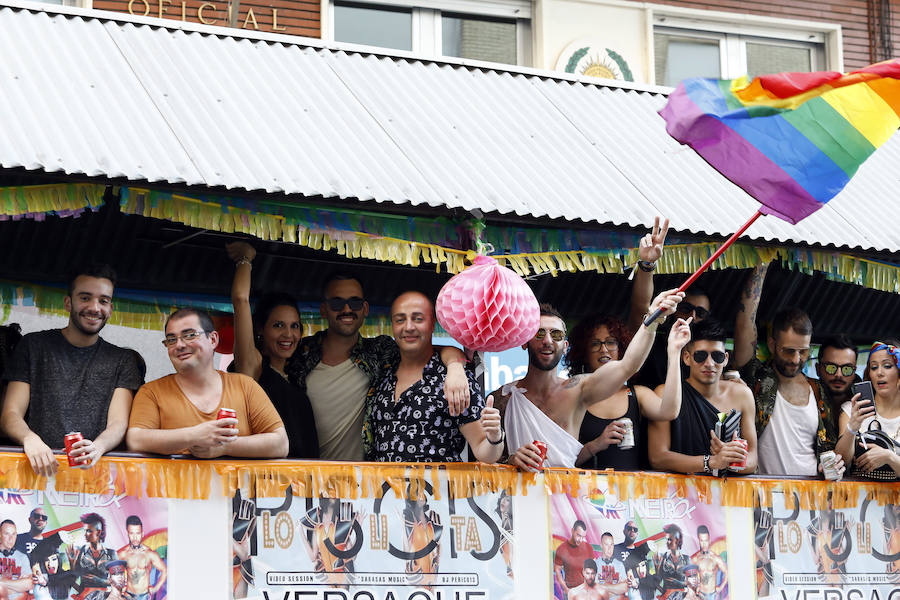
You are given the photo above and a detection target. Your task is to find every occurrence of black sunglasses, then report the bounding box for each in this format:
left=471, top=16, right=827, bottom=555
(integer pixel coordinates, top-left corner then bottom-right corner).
left=325, top=297, right=365, bottom=311
left=693, top=350, right=727, bottom=364
left=678, top=301, right=710, bottom=319
left=32, top=514, right=48, bottom=521
left=625, top=525, right=638, bottom=533
left=822, top=363, right=855, bottom=376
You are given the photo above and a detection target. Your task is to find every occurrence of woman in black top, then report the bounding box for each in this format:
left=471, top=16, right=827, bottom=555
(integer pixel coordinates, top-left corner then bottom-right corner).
left=566, top=314, right=686, bottom=470
left=227, top=242, right=319, bottom=459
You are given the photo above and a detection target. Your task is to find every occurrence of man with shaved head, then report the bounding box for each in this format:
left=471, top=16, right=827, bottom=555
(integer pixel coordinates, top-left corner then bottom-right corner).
left=367, top=291, right=504, bottom=463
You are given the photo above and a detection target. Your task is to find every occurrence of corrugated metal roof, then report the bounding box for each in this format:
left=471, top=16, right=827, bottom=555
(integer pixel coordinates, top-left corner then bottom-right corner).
left=0, top=0, right=899, bottom=254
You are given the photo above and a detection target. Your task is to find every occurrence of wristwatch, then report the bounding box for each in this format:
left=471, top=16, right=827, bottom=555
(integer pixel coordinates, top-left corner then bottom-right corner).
left=703, top=455, right=712, bottom=474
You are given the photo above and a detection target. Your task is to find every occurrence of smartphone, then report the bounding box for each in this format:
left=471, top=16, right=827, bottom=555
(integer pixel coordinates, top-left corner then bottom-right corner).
left=853, top=381, right=877, bottom=415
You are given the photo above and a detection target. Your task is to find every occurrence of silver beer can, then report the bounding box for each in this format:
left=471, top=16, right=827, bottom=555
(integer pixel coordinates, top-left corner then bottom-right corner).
left=617, top=418, right=635, bottom=450
left=819, top=451, right=841, bottom=481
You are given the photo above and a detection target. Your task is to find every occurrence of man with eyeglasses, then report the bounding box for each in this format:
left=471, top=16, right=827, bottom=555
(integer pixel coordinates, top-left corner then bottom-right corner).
left=649, top=319, right=756, bottom=476
left=494, top=290, right=686, bottom=469
left=814, top=335, right=859, bottom=418
left=733, top=264, right=841, bottom=478
left=126, top=308, right=288, bottom=458
left=14, top=509, right=47, bottom=556
left=1, top=265, right=143, bottom=477
left=286, top=274, right=470, bottom=461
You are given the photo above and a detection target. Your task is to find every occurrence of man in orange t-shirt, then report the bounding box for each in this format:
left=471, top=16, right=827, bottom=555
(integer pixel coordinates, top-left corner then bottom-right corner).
left=126, top=308, right=288, bottom=458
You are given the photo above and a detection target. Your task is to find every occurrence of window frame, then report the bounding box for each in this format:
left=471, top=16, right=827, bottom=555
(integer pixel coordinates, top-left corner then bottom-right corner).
left=326, top=0, right=531, bottom=66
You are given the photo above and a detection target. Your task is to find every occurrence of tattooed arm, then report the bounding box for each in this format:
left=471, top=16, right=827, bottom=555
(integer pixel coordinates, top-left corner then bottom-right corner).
left=733, top=263, right=769, bottom=369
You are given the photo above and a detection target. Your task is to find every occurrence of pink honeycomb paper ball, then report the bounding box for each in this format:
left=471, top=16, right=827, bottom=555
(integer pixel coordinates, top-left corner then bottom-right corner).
left=436, top=255, right=540, bottom=352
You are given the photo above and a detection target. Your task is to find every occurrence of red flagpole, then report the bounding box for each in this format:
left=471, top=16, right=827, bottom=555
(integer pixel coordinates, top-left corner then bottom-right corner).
left=644, top=209, right=764, bottom=326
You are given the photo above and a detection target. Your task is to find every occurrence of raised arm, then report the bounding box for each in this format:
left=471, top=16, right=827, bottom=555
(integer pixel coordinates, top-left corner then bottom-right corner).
left=581, top=289, right=684, bottom=406
left=627, top=217, right=669, bottom=333
left=733, top=263, right=769, bottom=369
left=227, top=241, right=263, bottom=380
left=637, top=318, right=691, bottom=420
left=1, top=381, right=58, bottom=477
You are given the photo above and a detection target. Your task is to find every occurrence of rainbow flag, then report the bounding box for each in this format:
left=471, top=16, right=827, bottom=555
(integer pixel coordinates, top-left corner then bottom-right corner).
left=659, top=59, right=900, bottom=224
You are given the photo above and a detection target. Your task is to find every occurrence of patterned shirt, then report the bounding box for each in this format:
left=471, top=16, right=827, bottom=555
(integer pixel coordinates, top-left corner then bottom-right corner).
left=369, top=351, right=483, bottom=462
left=739, top=357, right=837, bottom=457
left=286, top=330, right=399, bottom=459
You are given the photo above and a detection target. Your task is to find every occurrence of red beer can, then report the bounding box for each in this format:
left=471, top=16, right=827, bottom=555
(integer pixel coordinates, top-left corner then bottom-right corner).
left=217, top=407, right=237, bottom=428
left=533, top=440, right=548, bottom=467
left=729, top=438, right=749, bottom=471
left=64, top=432, right=83, bottom=467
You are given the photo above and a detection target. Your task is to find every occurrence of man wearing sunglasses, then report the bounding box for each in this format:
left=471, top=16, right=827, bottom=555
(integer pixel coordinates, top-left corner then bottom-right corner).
left=14, top=508, right=47, bottom=556
left=649, top=319, right=756, bottom=476
left=1, top=265, right=143, bottom=478
left=127, top=308, right=289, bottom=459
left=494, top=289, right=686, bottom=469
left=814, top=335, right=859, bottom=417
left=614, top=521, right=648, bottom=577
left=733, top=264, right=842, bottom=478
left=286, top=274, right=470, bottom=461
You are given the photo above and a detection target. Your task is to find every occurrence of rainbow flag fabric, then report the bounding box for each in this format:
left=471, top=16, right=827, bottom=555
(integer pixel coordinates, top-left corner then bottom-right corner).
left=659, top=59, right=900, bottom=224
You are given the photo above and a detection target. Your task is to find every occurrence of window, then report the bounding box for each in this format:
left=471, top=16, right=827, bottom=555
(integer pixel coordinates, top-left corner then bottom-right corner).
left=334, top=2, right=412, bottom=51
left=653, top=13, right=834, bottom=87
left=329, top=0, right=531, bottom=66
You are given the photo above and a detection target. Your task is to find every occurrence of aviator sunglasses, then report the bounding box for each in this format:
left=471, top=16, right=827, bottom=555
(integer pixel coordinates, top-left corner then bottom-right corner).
left=326, top=297, right=365, bottom=311
left=822, top=363, right=855, bottom=377
left=677, top=301, right=710, bottom=320
left=692, top=350, right=726, bottom=364
left=535, top=328, right=566, bottom=342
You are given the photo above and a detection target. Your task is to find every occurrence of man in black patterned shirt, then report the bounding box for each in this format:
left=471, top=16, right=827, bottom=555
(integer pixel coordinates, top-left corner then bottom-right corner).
left=370, top=291, right=504, bottom=463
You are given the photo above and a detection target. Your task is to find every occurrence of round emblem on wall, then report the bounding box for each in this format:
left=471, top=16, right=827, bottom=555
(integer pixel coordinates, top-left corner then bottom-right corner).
left=555, top=39, right=635, bottom=82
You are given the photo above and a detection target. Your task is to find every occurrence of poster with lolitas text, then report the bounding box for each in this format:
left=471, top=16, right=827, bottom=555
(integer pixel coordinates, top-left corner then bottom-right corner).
left=550, top=479, right=729, bottom=600
left=0, top=487, right=168, bottom=600
left=755, top=489, right=900, bottom=600
left=230, top=479, right=515, bottom=600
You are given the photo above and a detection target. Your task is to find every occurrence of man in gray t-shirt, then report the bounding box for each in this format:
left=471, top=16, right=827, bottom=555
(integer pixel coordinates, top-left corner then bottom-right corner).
left=0, top=265, right=142, bottom=477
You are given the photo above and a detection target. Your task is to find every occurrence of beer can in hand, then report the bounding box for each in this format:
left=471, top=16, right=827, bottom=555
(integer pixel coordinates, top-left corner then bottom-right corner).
left=819, top=451, right=841, bottom=481
left=533, top=440, right=548, bottom=466
left=617, top=418, right=635, bottom=450
left=217, top=407, right=237, bottom=429
left=64, top=432, right=83, bottom=467
left=728, top=438, right=748, bottom=471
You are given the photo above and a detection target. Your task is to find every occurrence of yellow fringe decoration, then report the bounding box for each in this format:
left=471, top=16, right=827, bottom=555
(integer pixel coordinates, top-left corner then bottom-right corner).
left=0, top=183, right=106, bottom=217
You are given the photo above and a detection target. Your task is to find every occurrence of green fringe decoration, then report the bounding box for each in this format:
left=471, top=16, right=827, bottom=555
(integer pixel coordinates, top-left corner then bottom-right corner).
left=0, top=183, right=105, bottom=217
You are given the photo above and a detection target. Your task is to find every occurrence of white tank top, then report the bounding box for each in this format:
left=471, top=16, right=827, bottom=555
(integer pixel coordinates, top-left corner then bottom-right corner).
left=757, top=386, right=819, bottom=476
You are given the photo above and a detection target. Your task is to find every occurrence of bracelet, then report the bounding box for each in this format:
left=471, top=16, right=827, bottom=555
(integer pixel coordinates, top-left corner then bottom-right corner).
left=703, top=454, right=712, bottom=474
left=846, top=423, right=859, bottom=435
left=487, top=430, right=506, bottom=445
left=637, top=260, right=656, bottom=272
left=235, top=257, right=252, bottom=267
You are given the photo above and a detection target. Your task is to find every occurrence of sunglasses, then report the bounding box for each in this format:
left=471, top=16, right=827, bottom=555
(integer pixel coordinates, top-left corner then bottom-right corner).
left=325, top=297, right=365, bottom=312
left=535, top=328, right=566, bottom=342
left=625, top=525, right=638, bottom=533
left=32, top=514, right=48, bottom=521
left=822, top=363, right=855, bottom=377
left=692, top=350, right=726, bottom=364
left=677, top=301, right=710, bottom=319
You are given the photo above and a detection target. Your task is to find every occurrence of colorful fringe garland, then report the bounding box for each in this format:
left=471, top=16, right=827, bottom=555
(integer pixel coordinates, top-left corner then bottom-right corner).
left=2, top=183, right=900, bottom=299
left=0, top=453, right=894, bottom=510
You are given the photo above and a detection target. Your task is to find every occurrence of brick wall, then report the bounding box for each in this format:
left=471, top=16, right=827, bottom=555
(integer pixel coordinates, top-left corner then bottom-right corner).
left=93, top=0, right=321, bottom=38
left=631, top=0, right=898, bottom=70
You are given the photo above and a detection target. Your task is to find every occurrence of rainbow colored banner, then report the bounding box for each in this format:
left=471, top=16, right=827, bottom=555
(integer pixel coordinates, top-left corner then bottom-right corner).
left=660, top=60, right=900, bottom=224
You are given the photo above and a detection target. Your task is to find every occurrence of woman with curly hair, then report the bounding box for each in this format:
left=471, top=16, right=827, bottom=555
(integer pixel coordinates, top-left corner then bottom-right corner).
left=566, top=314, right=685, bottom=470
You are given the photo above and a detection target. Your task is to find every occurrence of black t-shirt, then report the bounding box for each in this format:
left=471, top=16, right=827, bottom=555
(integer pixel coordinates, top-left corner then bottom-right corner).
left=4, top=330, right=142, bottom=447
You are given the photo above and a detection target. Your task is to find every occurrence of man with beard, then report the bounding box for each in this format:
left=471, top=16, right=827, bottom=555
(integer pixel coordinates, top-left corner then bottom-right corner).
left=814, top=336, right=859, bottom=420
left=690, top=526, right=727, bottom=600
left=0, top=520, right=32, bottom=600
left=15, top=509, right=47, bottom=555
left=493, top=291, right=687, bottom=469
left=734, top=264, right=841, bottom=477
left=649, top=320, right=756, bottom=476
left=614, top=521, right=648, bottom=574
left=84, top=561, right=132, bottom=600
left=1, top=265, right=142, bottom=477
left=117, top=516, right=166, bottom=599
left=285, top=274, right=470, bottom=461
left=555, top=520, right=595, bottom=599
left=568, top=559, right=627, bottom=600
